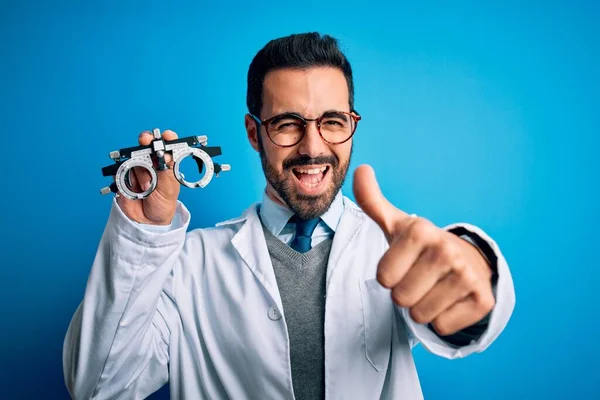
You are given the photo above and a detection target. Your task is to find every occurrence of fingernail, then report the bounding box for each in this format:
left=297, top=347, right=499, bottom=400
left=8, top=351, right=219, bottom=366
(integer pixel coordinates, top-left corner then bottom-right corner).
left=142, top=181, right=151, bottom=191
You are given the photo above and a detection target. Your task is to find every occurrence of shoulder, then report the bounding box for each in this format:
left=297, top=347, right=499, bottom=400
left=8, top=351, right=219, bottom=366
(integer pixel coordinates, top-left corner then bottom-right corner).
left=185, top=202, right=258, bottom=242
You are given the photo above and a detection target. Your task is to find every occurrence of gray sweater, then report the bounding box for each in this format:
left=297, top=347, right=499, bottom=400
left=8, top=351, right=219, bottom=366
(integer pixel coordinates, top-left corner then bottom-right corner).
left=261, top=223, right=333, bottom=400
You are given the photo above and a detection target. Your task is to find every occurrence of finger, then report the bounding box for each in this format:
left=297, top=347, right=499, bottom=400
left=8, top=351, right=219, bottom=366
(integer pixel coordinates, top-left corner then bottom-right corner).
left=431, top=291, right=495, bottom=336
left=377, top=214, right=440, bottom=287
left=128, top=168, right=138, bottom=190
left=160, top=130, right=178, bottom=164
left=138, top=131, right=154, bottom=146
left=390, top=246, right=451, bottom=309
left=132, top=166, right=153, bottom=192
left=139, top=129, right=175, bottom=167
left=353, top=164, right=409, bottom=240
left=161, top=129, right=178, bottom=141
left=408, top=270, right=473, bottom=324
left=377, top=234, right=424, bottom=288
left=145, top=129, right=179, bottom=198
left=134, top=129, right=180, bottom=199
left=115, top=131, right=157, bottom=209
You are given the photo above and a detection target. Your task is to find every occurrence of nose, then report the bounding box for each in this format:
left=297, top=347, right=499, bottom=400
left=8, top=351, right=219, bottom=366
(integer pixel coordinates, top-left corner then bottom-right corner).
left=297, top=120, right=328, bottom=158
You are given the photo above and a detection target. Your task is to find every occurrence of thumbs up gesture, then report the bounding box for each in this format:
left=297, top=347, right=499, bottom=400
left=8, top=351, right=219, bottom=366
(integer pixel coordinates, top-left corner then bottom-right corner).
left=353, top=165, right=495, bottom=336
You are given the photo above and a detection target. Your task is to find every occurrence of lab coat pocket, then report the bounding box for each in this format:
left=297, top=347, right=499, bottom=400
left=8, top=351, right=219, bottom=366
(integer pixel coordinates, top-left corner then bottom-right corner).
left=359, top=278, right=393, bottom=372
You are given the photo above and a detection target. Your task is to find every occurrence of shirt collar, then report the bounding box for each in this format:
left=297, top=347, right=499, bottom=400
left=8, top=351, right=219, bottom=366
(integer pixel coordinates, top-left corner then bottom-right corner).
left=259, top=189, right=345, bottom=236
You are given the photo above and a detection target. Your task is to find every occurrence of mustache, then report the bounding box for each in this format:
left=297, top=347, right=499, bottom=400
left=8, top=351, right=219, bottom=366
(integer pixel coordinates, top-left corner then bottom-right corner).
left=283, top=155, right=338, bottom=170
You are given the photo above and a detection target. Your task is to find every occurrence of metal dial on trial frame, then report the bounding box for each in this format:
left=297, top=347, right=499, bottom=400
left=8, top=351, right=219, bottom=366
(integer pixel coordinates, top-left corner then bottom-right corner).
left=170, top=145, right=215, bottom=189
left=114, top=150, right=158, bottom=200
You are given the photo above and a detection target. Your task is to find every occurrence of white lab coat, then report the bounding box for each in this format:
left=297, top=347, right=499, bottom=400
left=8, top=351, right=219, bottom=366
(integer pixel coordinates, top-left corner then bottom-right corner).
left=63, top=196, right=515, bottom=400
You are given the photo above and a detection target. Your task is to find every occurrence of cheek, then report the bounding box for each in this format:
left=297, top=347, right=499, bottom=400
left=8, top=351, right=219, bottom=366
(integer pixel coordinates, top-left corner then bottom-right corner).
left=334, top=143, right=352, bottom=166
left=264, top=145, right=292, bottom=172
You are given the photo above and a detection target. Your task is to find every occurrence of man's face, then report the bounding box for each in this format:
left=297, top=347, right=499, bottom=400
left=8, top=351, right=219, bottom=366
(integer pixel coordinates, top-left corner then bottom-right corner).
left=246, top=67, right=354, bottom=220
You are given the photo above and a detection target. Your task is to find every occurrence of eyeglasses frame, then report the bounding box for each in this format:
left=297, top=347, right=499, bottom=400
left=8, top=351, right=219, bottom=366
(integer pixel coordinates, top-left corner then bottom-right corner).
left=249, top=110, right=361, bottom=147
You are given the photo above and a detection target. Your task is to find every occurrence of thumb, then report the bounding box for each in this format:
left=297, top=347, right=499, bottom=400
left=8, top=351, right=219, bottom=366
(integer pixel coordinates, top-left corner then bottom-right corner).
left=153, top=129, right=181, bottom=197
left=353, top=164, right=408, bottom=239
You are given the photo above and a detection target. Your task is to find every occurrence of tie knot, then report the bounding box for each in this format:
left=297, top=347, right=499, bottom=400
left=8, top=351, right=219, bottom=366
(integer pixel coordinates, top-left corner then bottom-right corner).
left=293, top=217, right=320, bottom=237
left=289, top=216, right=320, bottom=253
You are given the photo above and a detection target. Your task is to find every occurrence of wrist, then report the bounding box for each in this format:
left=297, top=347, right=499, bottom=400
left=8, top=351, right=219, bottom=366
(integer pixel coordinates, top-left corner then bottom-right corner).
left=448, top=226, right=499, bottom=286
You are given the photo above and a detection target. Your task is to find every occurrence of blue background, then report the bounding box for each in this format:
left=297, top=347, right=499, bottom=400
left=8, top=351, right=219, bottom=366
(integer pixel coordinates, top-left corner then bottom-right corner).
left=1, top=0, right=598, bottom=398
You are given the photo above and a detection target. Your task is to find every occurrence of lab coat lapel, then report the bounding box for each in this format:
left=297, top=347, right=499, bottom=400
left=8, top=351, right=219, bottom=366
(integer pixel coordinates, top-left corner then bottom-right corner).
left=326, top=198, right=366, bottom=286
left=229, top=204, right=284, bottom=312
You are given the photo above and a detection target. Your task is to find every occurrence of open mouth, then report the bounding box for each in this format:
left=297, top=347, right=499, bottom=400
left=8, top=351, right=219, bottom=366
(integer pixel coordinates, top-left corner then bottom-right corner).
left=291, top=165, right=330, bottom=189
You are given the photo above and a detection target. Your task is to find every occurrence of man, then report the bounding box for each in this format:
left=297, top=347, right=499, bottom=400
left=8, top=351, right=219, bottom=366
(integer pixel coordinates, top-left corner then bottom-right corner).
left=63, top=32, right=515, bottom=399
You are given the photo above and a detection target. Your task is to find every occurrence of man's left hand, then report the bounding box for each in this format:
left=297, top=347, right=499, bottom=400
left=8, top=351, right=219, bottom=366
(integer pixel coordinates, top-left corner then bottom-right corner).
left=353, top=165, right=495, bottom=336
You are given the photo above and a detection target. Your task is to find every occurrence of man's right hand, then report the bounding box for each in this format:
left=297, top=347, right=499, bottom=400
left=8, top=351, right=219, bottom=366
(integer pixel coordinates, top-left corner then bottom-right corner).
left=116, top=130, right=181, bottom=225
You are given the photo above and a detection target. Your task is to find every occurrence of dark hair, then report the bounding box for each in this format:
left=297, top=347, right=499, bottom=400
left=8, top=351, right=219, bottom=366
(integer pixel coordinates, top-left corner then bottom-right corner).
left=246, top=32, right=354, bottom=118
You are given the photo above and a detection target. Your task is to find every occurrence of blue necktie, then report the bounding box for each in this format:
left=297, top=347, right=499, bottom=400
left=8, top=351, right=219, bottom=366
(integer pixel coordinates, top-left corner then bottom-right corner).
left=290, top=217, right=320, bottom=253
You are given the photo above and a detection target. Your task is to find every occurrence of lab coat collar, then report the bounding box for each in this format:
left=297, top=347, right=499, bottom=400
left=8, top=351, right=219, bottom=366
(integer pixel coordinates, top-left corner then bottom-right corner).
left=222, top=196, right=367, bottom=309
left=258, top=190, right=345, bottom=237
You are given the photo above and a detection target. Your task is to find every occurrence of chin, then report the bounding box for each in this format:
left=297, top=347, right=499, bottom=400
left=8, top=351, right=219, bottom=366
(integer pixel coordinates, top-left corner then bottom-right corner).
left=288, top=185, right=336, bottom=220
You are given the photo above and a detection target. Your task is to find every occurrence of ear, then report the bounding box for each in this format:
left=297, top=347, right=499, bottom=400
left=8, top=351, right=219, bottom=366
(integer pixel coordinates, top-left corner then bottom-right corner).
left=245, top=114, right=260, bottom=153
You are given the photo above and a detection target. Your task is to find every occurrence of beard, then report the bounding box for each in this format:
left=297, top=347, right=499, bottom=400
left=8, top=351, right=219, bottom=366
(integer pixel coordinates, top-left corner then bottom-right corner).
left=258, top=134, right=352, bottom=220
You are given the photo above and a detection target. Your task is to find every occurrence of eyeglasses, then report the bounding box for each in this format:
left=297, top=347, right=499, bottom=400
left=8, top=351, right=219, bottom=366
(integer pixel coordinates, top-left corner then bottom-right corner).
left=249, top=110, right=361, bottom=147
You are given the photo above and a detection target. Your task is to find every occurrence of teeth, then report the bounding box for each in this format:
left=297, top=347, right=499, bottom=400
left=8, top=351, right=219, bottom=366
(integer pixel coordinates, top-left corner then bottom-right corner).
left=294, top=166, right=327, bottom=174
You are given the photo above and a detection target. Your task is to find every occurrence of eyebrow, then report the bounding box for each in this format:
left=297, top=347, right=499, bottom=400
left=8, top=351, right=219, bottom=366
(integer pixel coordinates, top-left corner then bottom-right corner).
left=321, top=110, right=349, bottom=121
left=271, top=109, right=350, bottom=119
left=269, top=112, right=299, bottom=124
